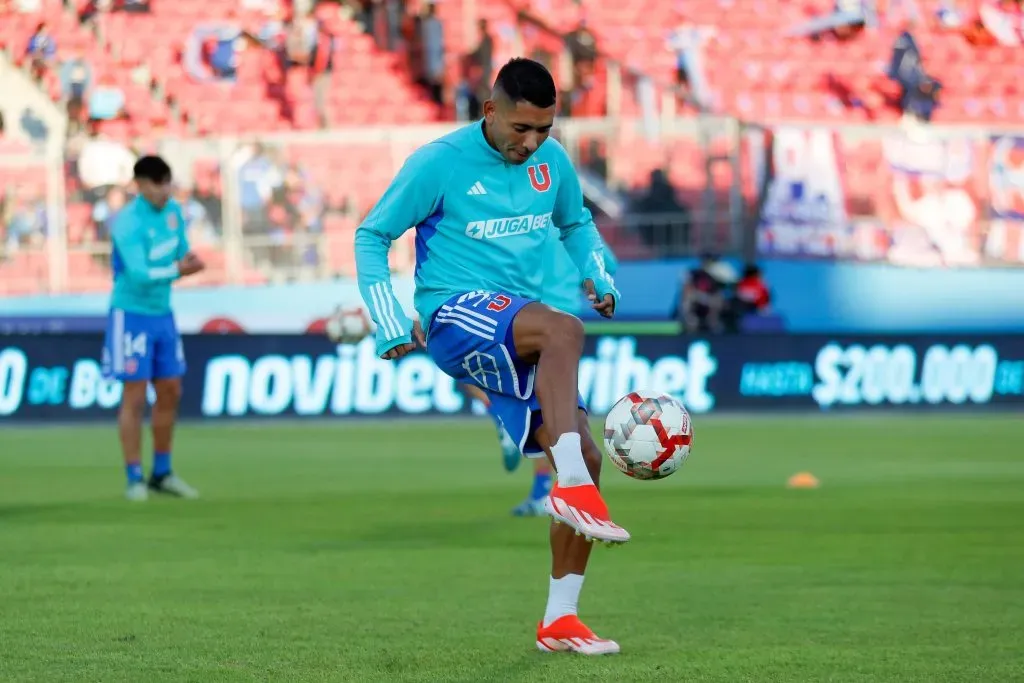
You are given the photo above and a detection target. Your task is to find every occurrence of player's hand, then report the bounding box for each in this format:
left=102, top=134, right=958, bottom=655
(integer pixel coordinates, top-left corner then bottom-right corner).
left=381, top=342, right=417, bottom=360
left=583, top=279, right=616, bottom=318
left=412, top=319, right=427, bottom=348
left=178, top=252, right=205, bottom=276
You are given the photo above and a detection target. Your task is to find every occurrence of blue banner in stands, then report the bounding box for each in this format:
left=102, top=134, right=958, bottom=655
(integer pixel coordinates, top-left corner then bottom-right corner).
left=2, top=333, right=1023, bottom=422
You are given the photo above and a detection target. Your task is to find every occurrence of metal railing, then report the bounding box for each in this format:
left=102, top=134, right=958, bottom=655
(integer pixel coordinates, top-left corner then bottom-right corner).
left=7, top=116, right=1024, bottom=295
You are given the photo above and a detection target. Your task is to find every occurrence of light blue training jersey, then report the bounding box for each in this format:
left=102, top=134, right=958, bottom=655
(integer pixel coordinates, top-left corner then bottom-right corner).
left=540, top=227, right=619, bottom=315
left=109, top=196, right=190, bottom=315
left=354, top=121, right=619, bottom=356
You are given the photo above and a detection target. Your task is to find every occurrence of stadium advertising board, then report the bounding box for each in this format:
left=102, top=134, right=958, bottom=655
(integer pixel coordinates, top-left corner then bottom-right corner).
left=1, top=334, right=1022, bottom=422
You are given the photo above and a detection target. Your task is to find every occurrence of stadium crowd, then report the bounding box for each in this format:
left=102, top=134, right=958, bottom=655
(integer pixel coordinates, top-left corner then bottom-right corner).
left=3, top=0, right=1024, bottom=294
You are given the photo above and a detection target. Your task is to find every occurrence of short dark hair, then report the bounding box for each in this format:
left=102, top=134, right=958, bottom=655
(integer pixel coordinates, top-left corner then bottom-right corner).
left=493, top=58, right=556, bottom=109
left=133, top=155, right=172, bottom=183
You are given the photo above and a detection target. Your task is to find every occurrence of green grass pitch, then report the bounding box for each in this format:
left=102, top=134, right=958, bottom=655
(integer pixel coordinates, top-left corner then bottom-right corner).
left=2, top=415, right=1023, bottom=682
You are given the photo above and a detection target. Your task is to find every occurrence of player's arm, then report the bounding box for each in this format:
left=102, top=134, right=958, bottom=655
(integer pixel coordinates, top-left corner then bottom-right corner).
left=111, top=213, right=182, bottom=283
left=354, top=144, right=449, bottom=358
left=550, top=146, right=620, bottom=315
left=174, top=204, right=205, bottom=274
left=601, top=241, right=619, bottom=277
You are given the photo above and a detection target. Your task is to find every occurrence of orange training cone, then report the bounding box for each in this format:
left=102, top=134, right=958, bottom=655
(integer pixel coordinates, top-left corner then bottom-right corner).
left=787, top=472, right=820, bottom=489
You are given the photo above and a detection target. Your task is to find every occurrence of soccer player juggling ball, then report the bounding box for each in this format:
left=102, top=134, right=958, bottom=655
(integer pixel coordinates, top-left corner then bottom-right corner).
left=354, top=58, right=627, bottom=655
left=102, top=156, right=203, bottom=502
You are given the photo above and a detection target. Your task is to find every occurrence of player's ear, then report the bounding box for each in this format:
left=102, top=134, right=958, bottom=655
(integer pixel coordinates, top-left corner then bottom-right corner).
left=482, top=99, right=496, bottom=122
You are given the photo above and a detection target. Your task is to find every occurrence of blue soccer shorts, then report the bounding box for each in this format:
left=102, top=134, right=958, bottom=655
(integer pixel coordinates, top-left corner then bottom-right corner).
left=427, top=290, right=587, bottom=457
left=101, top=309, right=186, bottom=382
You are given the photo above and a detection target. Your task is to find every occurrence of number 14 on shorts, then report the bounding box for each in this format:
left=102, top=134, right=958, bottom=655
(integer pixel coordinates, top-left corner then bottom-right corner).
left=123, top=332, right=147, bottom=357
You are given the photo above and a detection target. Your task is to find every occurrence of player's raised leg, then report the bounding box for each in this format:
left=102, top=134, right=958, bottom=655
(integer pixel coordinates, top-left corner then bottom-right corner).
left=512, top=302, right=629, bottom=543
left=534, top=410, right=619, bottom=655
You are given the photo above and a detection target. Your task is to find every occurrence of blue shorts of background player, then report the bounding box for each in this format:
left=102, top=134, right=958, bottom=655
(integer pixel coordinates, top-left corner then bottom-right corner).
left=427, top=290, right=587, bottom=457
left=101, top=309, right=187, bottom=382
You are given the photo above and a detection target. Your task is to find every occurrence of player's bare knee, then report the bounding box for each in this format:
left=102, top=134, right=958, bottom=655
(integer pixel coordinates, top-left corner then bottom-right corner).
left=120, top=383, right=148, bottom=414
left=155, top=380, right=182, bottom=407
left=546, top=312, right=585, bottom=355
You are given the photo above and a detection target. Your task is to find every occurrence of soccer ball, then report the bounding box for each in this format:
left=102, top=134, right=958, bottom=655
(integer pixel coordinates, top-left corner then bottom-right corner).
left=324, top=305, right=373, bottom=344
left=603, top=390, right=694, bottom=480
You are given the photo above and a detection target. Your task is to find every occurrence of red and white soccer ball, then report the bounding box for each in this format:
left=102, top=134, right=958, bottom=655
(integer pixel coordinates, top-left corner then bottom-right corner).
left=603, top=390, right=694, bottom=480
left=324, top=305, right=374, bottom=344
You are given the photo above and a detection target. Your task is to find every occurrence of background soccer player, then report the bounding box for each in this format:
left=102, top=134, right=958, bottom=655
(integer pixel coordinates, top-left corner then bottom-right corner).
left=355, top=58, right=627, bottom=655
left=101, top=156, right=204, bottom=502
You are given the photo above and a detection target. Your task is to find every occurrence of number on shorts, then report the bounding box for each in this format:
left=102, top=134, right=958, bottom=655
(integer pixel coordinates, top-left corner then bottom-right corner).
left=123, top=332, right=147, bottom=358
left=487, top=295, right=512, bottom=312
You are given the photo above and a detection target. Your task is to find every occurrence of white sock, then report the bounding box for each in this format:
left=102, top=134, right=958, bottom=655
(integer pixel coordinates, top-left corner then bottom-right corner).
left=543, top=573, right=585, bottom=627
left=550, top=433, right=594, bottom=487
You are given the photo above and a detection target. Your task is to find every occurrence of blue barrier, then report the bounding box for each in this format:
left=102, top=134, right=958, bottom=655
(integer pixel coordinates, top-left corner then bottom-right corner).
left=1, top=332, right=1022, bottom=422
left=4, top=259, right=1024, bottom=334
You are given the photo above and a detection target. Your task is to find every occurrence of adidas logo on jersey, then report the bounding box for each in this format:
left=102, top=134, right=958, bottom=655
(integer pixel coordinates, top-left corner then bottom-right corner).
left=466, top=182, right=487, bottom=196
left=465, top=213, right=552, bottom=240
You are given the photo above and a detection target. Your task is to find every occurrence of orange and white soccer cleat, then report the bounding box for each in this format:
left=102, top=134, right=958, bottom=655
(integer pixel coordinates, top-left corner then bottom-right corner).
left=536, top=615, right=621, bottom=655
left=544, top=482, right=630, bottom=544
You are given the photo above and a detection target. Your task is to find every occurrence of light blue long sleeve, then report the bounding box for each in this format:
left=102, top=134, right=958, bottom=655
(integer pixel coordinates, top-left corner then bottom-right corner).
left=354, top=143, right=454, bottom=357
left=109, top=198, right=187, bottom=315
left=551, top=146, right=620, bottom=304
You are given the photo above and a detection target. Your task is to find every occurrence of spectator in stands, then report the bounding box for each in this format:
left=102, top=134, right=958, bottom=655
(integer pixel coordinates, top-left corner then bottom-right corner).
left=24, top=21, right=56, bottom=82
left=457, top=19, right=493, bottom=121
left=174, top=184, right=218, bottom=243
left=3, top=187, right=47, bottom=252
left=666, top=17, right=715, bottom=111
left=678, top=253, right=726, bottom=333
left=565, top=18, right=597, bottom=66
left=785, top=0, right=878, bottom=40
left=309, top=20, right=336, bottom=128
left=283, top=14, right=319, bottom=69
left=473, top=18, right=494, bottom=87
left=564, top=19, right=597, bottom=112
left=631, top=168, right=691, bottom=255
left=60, top=50, right=92, bottom=102
left=75, top=127, right=136, bottom=204
left=87, top=74, right=126, bottom=121
left=59, top=50, right=92, bottom=122
left=420, top=2, right=445, bottom=105
left=733, top=264, right=772, bottom=317
left=887, top=28, right=942, bottom=127
left=236, top=142, right=284, bottom=235
left=191, top=170, right=223, bottom=236
left=90, top=184, right=126, bottom=242
left=279, top=164, right=324, bottom=267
